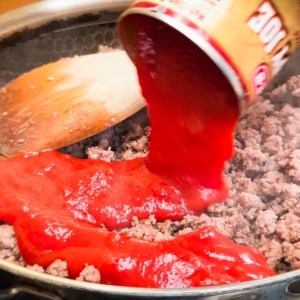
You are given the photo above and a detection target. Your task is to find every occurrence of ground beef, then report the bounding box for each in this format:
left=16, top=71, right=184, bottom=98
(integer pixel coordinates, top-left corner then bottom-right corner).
left=26, top=264, right=45, bottom=273
left=0, top=224, right=24, bottom=265
left=114, top=75, right=300, bottom=273
left=282, top=242, right=300, bottom=270
left=59, top=107, right=150, bottom=160
left=76, top=265, right=101, bottom=283
left=3, top=75, right=300, bottom=277
left=258, top=238, right=283, bottom=271
left=46, top=259, right=69, bottom=278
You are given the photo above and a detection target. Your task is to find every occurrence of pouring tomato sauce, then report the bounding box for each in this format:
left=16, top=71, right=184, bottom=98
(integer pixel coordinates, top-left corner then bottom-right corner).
left=0, top=15, right=276, bottom=287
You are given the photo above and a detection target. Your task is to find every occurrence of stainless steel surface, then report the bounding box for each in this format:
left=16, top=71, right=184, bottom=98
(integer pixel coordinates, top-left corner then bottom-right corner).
left=2, top=259, right=300, bottom=299
left=0, top=0, right=133, bottom=87
left=0, top=0, right=133, bottom=39
left=0, top=284, right=63, bottom=300
left=1, top=0, right=300, bottom=299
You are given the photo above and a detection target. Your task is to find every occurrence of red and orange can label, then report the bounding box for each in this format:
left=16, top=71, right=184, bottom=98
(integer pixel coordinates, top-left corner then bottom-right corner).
left=118, top=0, right=300, bottom=114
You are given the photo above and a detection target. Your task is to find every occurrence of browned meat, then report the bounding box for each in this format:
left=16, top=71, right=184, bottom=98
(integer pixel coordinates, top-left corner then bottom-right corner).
left=4, top=75, right=300, bottom=276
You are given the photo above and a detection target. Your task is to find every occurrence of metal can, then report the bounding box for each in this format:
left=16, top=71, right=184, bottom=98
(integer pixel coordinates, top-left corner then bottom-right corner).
left=118, top=0, right=300, bottom=114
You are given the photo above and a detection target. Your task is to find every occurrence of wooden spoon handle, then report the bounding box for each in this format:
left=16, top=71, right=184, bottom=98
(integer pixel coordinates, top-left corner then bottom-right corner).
left=0, top=0, right=41, bottom=14
left=0, top=51, right=145, bottom=157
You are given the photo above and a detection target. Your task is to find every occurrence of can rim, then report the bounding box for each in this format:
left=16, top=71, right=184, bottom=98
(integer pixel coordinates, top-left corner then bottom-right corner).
left=117, top=6, right=248, bottom=116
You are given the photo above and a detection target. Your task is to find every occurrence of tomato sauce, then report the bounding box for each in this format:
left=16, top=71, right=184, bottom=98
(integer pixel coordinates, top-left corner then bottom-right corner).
left=0, top=151, right=275, bottom=286
left=0, top=151, right=227, bottom=230
left=122, top=14, right=240, bottom=190
left=0, top=15, right=276, bottom=287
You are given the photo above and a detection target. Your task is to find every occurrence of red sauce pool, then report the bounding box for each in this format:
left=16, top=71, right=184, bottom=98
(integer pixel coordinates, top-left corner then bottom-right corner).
left=0, top=15, right=276, bottom=287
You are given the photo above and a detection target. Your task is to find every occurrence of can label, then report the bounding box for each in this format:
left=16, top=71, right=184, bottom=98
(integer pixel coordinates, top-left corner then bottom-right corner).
left=124, top=0, right=300, bottom=107
left=159, top=0, right=224, bottom=25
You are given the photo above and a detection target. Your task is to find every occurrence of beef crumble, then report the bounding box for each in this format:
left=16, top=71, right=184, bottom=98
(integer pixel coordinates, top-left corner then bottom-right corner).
left=2, top=75, right=300, bottom=280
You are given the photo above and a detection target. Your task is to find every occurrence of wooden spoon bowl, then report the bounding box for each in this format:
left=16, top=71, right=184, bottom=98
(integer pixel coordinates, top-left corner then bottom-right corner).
left=0, top=51, right=145, bottom=157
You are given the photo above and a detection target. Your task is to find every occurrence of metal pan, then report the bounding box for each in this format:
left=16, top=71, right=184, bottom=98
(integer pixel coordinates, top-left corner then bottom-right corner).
left=1, top=1, right=300, bottom=299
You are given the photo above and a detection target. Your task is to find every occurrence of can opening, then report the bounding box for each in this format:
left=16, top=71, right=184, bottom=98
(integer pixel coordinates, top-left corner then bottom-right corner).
left=118, top=8, right=247, bottom=116
left=117, top=12, right=240, bottom=190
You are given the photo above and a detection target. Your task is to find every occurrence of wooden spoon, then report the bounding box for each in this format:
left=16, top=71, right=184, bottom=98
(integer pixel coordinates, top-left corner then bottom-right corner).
left=0, top=0, right=41, bottom=14
left=0, top=51, right=145, bottom=157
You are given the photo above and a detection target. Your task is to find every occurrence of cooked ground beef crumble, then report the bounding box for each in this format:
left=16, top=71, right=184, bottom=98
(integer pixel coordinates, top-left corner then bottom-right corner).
left=2, top=75, right=300, bottom=282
